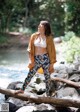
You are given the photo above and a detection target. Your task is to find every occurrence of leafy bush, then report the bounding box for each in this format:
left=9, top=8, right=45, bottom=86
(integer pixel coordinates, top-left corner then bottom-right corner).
left=61, top=31, right=76, bottom=41
left=0, top=34, right=8, bottom=44
left=64, top=36, right=80, bottom=63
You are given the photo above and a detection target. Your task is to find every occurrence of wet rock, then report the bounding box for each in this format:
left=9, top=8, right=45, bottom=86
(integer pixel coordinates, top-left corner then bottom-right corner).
left=5, top=81, right=23, bottom=100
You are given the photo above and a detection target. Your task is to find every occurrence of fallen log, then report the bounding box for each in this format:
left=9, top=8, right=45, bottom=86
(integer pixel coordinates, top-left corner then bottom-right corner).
left=51, top=77, right=80, bottom=89
left=0, top=87, right=80, bottom=108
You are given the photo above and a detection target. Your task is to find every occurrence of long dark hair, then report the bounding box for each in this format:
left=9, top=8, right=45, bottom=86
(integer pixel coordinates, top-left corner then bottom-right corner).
left=40, top=20, right=52, bottom=36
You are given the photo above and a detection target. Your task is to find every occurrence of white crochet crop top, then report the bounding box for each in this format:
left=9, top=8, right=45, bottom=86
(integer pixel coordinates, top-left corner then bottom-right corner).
left=34, top=37, right=46, bottom=48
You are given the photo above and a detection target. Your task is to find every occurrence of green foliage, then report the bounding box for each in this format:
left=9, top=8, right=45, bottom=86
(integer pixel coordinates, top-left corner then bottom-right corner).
left=61, top=31, right=75, bottom=41
left=64, top=36, right=80, bottom=63
left=64, top=0, right=80, bottom=36
left=0, top=0, right=25, bottom=32
left=0, top=0, right=80, bottom=37
left=35, top=0, right=65, bottom=37
left=0, top=34, right=8, bottom=44
left=35, top=78, right=41, bottom=84
left=0, top=0, right=65, bottom=37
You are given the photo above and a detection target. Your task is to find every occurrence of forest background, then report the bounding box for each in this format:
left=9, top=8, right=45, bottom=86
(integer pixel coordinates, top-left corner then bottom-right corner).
left=0, top=0, right=80, bottom=63
left=0, top=0, right=80, bottom=36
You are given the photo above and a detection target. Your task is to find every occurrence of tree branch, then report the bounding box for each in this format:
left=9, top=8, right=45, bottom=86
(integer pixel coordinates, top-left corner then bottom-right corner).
left=51, top=77, right=80, bottom=88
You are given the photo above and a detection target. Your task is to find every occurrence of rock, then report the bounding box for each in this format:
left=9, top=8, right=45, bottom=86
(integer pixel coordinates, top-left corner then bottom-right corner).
left=16, top=106, right=37, bottom=112
left=16, top=103, right=55, bottom=112
left=33, top=110, right=55, bottom=112
left=69, top=74, right=80, bottom=82
left=7, top=102, right=20, bottom=112
left=36, top=103, right=55, bottom=111
left=54, top=37, right=62, bottom=44
left=5, top=81, right=28, bottom=108
left=77, top=109, right=80, bottom=112
left=5, top=63, right=80, bottom=112
left=33, top=82, right=46, bottom=95
left=7, top=97, right=28, bottom=107
left=54, top=63, right=68, bottom=77
left=56, top=107, right=74, bottom=112
left=57, top=87, right=80, bottom=100
left=5, top=81, right=23, bottom=100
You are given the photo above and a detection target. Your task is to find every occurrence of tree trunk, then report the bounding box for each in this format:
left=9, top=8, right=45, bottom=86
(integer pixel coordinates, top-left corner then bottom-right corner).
left=0, top=87, right=80, bottom=108
left=23, top=0, right=30, bottom=28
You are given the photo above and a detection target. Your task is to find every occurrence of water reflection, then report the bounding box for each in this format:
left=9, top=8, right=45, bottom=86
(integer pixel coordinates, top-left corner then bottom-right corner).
left=0, top=49, right=28, bottom=65
left=0, top=49, right=29, bottom=102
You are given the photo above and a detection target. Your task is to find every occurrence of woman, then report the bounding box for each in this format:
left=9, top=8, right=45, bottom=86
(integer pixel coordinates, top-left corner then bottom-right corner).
left=15, top=20, right=56, bottom=96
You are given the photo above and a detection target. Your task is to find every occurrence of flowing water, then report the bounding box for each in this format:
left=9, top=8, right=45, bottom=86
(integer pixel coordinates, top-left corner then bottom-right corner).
left=0, top=49, right=29, bottom=103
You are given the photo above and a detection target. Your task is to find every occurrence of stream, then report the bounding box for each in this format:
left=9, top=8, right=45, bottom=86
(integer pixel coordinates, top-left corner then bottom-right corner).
left=0, top=49, right=29, bottom=103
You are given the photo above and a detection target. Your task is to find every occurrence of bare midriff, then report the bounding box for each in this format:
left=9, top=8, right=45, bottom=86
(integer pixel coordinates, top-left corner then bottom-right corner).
left=35, top=46, right=47, bottom=55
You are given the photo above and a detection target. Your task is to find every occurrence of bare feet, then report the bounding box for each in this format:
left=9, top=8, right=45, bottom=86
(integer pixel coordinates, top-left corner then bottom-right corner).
left=15, top=89, right=24, bottom=94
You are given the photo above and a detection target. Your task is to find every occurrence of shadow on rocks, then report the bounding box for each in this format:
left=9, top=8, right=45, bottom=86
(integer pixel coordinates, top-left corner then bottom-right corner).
left=33, top=107, right=74, bottom=112
left=56, top=107, right=73, bottom=112
left=7, top=102, right=21, bottom=112
left=33, top=110, right=56, bottom=112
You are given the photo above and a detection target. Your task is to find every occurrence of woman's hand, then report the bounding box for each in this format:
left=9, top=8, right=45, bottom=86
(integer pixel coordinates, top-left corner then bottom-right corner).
left=28, top=62, right=35, bottom=70
left=49, top=64, right=53, bottom=72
